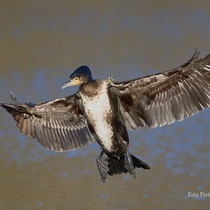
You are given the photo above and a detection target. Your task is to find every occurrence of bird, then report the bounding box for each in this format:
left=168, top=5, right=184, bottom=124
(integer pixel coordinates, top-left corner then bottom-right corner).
left=0, top=49, right=210, bottom=182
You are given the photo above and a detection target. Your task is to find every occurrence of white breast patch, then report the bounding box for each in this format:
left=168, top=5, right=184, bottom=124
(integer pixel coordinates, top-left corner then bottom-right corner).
left=81, top=82, right=113, bottom=151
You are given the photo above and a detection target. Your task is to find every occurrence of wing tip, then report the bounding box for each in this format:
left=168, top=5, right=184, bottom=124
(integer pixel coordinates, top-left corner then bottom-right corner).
left=180, top=48, right=200, bottom=68
left=193, top=48, right=200, bottom=59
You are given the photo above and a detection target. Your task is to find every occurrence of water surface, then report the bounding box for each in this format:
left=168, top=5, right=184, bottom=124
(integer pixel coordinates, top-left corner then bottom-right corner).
left=0, top=1, right=209, bottom=209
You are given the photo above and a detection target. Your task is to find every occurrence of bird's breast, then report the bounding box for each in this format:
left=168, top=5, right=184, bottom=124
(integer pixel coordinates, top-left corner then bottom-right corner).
left=81, top=83, right=114, bottom=152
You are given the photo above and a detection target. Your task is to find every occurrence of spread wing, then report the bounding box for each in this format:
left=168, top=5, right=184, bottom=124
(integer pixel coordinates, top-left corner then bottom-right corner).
left=109, top=50, right=210, bottom=130
left=1, top=94, right=94, bottom=152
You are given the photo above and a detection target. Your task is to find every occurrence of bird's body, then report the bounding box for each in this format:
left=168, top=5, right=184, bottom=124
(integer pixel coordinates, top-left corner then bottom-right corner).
left=81, top=80, right=116, bottom=153
left=1, top=50, right=210, bottom=182
left=79, top=79, right=128, bottom=157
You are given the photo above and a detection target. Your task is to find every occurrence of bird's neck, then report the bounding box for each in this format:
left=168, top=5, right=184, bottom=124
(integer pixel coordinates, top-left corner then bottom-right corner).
left=79, top=79, right=102, bottom=98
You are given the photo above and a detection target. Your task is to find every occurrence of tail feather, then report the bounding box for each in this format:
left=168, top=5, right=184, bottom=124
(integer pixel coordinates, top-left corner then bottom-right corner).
left=107, top=154, right=150, bottom=176
left=108, top=157, right=127, bottom=176
left=131, top=154, right=150, bottom=170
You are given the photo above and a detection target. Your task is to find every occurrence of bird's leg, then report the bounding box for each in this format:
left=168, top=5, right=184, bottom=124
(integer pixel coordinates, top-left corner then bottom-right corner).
left=124, top=145, right=136, bottom=178
left=96, top=150, right=109, bottom=183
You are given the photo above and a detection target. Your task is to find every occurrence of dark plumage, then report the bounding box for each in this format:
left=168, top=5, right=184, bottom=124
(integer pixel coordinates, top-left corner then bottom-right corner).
left=1, top=50, right=210, bottom=182
left=70, top=65, right=92, bottom=81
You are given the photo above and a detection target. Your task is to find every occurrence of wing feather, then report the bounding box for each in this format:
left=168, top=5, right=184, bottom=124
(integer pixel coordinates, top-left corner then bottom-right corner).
left=110, top=50, right=210, bottom=130
left=1, top=95, right=94, bottom=152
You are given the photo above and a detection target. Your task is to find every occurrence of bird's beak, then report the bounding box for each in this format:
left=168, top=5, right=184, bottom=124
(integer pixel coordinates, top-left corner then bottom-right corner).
left=61, top=79, right=80, bottom=89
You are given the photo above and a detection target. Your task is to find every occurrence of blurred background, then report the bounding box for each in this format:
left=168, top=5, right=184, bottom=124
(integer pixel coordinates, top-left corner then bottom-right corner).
left=0, top=0, right=209, bottom=209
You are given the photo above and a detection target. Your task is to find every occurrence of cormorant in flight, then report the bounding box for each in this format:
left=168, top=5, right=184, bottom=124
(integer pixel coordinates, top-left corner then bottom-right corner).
left=1, top=50, right=210, bottom=182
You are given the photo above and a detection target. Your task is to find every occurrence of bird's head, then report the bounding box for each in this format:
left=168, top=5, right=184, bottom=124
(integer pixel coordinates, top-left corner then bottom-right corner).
left=62, top=65, right=92, bottom=89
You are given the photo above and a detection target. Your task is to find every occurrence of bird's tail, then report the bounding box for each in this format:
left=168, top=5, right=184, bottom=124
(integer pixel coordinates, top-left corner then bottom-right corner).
left=97, top=152, right=150, bottom=182
left=108, top=154, right=150, bottom=176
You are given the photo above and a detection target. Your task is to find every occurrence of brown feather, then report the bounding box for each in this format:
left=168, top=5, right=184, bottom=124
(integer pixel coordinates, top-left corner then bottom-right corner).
left=1, top=95, right=94, bottom=152
left=110, top=51, right=210, bottom=130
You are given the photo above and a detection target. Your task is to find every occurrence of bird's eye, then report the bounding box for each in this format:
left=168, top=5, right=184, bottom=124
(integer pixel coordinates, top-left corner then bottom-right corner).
left=74, top=77, right=79, bottom=80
